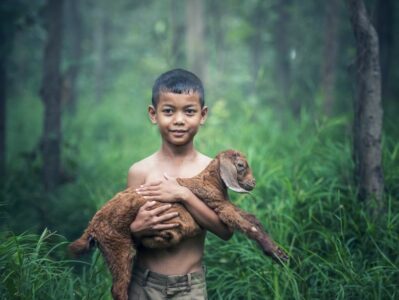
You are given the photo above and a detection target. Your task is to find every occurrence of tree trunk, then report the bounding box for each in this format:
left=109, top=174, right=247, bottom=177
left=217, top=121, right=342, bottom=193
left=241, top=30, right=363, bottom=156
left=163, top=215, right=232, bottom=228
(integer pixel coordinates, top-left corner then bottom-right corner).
left=0, top=2, right=15, bottom=182
left=40, top=0, right=64, bottom=191
left=375, top=0, right=394, bottom=100
left=0, top=40, right=6, bottom=182
left=0, top=26, right=8, bottom=182
left=208, top=0, right=225, bottom=75
left=249, top=1, right=264, bottom=91
left=186, top=0, right=206, bottom=81
left=93, top=2, right=107, bottom=103
left=273, top=0, right=294, bottom=116
left=169, top=0, right=185, bottom=66
left=321, top=0, right=340, bottom=116
left=347, top=0, right=384, bottom=211
left=64, top=0, right=82, bottom=114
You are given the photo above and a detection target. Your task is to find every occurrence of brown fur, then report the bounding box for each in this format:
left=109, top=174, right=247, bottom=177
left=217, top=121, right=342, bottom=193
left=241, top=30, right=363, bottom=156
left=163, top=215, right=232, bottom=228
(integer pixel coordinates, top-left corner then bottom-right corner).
left=69, top=150, right=288, bottom=300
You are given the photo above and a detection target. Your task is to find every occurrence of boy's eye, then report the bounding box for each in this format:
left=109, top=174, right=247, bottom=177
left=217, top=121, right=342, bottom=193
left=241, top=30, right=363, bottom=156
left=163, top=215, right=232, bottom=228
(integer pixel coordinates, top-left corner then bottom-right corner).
left=185, top=109, right=197, bottom=115
left=162, top=108, right=173, bottom=115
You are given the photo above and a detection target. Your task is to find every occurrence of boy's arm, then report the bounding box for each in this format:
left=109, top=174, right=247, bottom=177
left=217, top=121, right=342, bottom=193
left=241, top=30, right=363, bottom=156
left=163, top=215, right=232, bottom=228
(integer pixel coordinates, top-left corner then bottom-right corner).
left=135, top=178, right=233, bottom=241
left=181, top=189, right=233, bottom=240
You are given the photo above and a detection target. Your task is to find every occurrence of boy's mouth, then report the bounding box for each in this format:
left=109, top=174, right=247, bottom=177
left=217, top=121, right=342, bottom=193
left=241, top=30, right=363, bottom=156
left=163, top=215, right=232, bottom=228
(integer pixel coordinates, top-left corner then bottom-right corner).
left=170, top=129, right=188, bottom=133
left=169, top=129, right=188, bottom=137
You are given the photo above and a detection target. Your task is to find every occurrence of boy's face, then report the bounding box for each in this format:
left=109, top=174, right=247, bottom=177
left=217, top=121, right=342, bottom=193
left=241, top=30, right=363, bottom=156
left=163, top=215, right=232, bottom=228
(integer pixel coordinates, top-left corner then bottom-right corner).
left=148, top=92, right=208, bottom=146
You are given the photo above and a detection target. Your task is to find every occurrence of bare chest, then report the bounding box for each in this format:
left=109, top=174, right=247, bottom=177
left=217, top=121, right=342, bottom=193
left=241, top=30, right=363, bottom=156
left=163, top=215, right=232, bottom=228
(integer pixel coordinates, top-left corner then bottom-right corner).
left=144, top=164, right=205, bottom=184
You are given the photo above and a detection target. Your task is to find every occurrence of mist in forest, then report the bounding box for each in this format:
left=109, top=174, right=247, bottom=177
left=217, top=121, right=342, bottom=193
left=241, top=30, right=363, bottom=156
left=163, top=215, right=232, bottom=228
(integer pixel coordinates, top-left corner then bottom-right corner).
left=1, top=0, right=398, bottom=299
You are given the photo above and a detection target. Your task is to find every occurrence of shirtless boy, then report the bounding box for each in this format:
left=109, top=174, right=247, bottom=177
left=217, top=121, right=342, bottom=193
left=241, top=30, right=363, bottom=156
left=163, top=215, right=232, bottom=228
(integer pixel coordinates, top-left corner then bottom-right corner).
left=127, top=69, right=232, bottom=299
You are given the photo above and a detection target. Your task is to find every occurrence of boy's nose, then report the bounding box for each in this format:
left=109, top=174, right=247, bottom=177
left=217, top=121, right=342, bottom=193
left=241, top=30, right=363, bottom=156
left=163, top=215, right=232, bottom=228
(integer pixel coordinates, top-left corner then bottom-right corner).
left=173, top=112, right=185, bottom=124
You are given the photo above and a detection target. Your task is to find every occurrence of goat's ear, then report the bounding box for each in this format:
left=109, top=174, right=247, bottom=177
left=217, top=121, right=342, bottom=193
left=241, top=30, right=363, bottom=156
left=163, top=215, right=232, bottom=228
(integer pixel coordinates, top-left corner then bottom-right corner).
left=220, top=156, right=247, bottom=193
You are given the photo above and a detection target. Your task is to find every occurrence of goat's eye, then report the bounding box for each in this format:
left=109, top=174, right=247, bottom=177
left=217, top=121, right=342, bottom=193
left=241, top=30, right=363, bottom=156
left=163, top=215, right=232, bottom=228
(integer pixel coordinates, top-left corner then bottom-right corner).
left=236, top=162, right=245, bottom=171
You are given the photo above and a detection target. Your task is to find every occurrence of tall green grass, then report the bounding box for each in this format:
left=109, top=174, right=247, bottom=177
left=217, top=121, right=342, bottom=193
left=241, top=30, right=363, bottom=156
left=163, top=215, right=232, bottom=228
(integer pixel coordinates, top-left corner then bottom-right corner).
left=0, top=229, right=112, bottom=299
left=203, top=113, right=399, bottom=299
left=2, top=87, right=399, bottom=299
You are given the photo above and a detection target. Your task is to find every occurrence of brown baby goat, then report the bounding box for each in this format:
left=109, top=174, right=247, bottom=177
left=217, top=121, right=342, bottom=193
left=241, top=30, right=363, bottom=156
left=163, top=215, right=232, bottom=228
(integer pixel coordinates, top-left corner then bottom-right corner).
left=69, top=150, right=288, bottom=300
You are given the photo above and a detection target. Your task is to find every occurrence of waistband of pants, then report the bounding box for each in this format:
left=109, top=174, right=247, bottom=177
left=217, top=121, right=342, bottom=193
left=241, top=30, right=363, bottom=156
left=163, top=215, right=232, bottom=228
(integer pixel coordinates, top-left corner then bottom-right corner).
left=132, top=265, right=206, bottom=288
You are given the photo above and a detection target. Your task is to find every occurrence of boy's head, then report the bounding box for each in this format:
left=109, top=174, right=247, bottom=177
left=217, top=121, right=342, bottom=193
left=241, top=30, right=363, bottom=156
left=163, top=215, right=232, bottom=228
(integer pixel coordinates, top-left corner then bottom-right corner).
left=149, top=69, right=208, bottom=147
left=151, top=68, right=205, bottom=108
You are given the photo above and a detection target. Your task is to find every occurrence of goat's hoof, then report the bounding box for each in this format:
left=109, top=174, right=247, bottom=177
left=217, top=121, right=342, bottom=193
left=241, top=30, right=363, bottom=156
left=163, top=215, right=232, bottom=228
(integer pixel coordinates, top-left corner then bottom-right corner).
left=273, top=247, right=289, bottom=264
left=162, top=232, right=173, bottom=240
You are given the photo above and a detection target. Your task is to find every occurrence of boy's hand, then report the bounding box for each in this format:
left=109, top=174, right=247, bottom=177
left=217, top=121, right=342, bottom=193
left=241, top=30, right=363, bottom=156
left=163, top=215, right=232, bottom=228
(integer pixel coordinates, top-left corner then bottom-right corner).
left=130, top=201, right=180, bottom=239
left=135, top=174, right=190, bottom=203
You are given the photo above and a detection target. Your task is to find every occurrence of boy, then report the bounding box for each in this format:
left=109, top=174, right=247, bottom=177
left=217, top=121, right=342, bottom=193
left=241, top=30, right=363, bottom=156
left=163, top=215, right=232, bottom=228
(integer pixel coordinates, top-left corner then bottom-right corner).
left=127, top=69, right=232, bottom=299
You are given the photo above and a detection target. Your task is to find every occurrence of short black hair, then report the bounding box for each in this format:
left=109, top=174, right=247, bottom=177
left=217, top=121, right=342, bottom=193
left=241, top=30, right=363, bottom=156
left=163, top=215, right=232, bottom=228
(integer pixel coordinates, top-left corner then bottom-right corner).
left=151, top=68, right=205, bottom=107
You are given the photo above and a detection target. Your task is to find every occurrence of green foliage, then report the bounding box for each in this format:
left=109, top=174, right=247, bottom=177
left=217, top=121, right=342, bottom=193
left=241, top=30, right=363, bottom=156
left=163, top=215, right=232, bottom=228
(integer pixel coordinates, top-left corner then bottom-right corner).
left=2, top=0, right=399, bottom=299
left=3, top=93, right=399, bottom=299
left=203, top=115, right=399, bottom=299
left=0, top=229, right=111, bottom=299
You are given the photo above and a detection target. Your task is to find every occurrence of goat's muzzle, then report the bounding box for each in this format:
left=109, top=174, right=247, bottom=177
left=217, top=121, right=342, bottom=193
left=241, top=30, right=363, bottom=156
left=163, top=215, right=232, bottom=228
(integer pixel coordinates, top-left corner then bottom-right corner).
left=241, top=178, right=256, bottom=191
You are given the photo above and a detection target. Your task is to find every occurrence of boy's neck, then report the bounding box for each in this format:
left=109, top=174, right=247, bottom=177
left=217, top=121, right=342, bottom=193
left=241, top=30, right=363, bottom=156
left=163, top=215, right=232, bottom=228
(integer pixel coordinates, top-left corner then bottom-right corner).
left=159, top=141, right=197, bottom=162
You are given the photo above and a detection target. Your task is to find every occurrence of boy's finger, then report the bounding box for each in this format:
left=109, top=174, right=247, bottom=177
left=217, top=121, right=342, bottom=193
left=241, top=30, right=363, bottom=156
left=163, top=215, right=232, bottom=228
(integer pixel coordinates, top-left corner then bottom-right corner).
left=141, top=192, right=162, bottom=199
left=149, top=203, right=172, bottom=215
left=155, top=212, right=179, bottom=222
left=163, top=173, right=176, bottom=180
left=142, top=201, right=157, bottom=209
left=140, top=181, right=162, bottom=188
left=150, top=198, right=176, bottom=203
left=152, top=223, right=180, bottom=230
left=137, top=186, right=161, bottom=192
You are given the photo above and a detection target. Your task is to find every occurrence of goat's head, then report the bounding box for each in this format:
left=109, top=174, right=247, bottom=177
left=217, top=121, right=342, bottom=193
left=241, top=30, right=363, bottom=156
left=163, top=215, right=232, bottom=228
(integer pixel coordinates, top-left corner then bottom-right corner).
left=218, top=150, right=256, bottom=193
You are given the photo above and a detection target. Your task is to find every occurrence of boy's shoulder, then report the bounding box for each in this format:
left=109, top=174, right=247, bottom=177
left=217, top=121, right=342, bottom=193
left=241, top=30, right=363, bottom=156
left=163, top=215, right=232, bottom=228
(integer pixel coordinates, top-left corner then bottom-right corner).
left=183, top=151, right=213, bottom=177
left=129, top=153, right=158, bottom=172
left=195, top=152, right=212, bottom=166
left=127, top=153, right=158, bottom=187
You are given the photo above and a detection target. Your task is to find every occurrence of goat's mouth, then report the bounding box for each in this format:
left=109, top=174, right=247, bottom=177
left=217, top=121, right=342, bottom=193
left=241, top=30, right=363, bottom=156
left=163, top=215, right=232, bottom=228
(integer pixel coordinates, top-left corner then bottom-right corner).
left=240, top=180, right=256, bottom=191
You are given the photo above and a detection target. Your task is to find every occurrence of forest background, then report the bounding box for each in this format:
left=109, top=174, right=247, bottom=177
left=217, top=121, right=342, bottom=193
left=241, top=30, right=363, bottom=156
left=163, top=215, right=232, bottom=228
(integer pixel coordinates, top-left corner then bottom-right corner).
left=1, top=0, right=398, bottom=299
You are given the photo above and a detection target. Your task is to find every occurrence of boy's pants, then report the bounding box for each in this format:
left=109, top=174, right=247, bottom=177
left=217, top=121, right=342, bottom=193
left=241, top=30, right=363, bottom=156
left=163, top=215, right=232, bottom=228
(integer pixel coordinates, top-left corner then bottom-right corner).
left=128, top=266, right=208, bottom=299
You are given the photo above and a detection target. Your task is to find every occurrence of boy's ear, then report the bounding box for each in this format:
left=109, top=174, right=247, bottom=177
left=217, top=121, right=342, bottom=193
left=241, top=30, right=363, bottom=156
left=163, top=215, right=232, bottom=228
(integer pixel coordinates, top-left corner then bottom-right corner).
left=200, top=106, right=208, bottom=125
left=148, top=105, right=157, bottom=124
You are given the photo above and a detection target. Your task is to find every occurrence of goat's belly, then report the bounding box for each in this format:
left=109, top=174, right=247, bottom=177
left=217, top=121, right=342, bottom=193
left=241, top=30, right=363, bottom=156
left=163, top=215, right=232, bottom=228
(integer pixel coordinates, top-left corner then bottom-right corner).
left=140, top=203, right=201, bottom=248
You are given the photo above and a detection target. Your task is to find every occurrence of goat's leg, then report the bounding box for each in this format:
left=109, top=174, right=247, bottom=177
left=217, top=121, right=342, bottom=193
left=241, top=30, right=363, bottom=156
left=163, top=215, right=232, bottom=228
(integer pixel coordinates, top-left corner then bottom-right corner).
left=239, top=209, right=288, bottom=263
left=235, top=208, right=267, bottom=232
left=97, top=234, right=136, bottom=300
left=216, top=204, right=288, bottom=263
